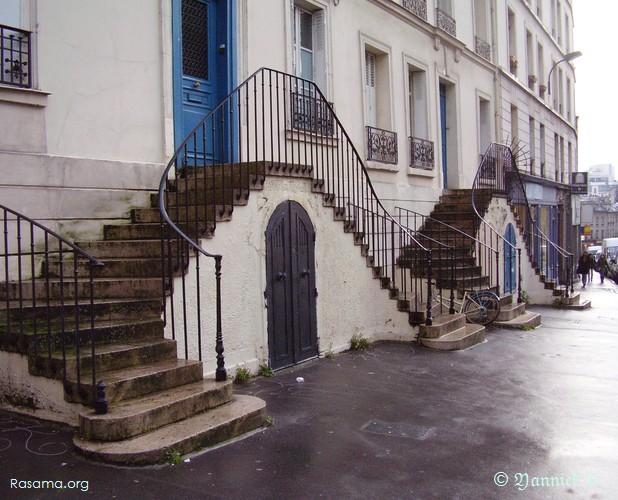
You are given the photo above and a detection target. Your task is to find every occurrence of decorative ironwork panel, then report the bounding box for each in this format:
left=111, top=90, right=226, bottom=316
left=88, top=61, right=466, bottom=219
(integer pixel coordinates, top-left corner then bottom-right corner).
left=291, top=92, right=334, bottom=136
left=474, top=36, right=491, bottom=62
left=410, top=137, right=434, bottom=170
left=367, top=126, right=398, bottom=164
left=182, top=0, right=209, bottom=80
left=402, top=0, right=428, bottom=20
left=436, top=8, right=456, bottom=37
left=0, top=24, right=31, bottom=88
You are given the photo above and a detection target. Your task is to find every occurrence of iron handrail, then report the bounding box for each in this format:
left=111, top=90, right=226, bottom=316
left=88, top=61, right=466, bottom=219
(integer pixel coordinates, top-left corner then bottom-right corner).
left=1, top=203, right=104, bottom=409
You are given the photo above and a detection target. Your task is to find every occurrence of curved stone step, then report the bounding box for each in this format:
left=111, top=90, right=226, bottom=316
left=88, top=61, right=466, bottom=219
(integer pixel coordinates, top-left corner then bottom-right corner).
left=73, top=394, right=266, bottom=465
left=79, top=379, right=234, bottom=441
left=493, top=310, right=541, bottom=329
left=420, top=324, right=485, bottom=350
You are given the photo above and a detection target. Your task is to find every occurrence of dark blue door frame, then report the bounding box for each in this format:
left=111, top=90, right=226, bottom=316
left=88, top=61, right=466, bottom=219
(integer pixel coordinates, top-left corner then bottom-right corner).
left=172, top=0, right=237, bottom=156
left=439, top=83, right=448, bottom=189
left=504, top=223, right=517, bottom=294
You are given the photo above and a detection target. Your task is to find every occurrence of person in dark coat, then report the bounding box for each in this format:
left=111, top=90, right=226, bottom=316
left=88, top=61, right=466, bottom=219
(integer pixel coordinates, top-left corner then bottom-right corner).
left=577, top=251, right=593, bottom=288
left=596, top=253, right=611, bottom=284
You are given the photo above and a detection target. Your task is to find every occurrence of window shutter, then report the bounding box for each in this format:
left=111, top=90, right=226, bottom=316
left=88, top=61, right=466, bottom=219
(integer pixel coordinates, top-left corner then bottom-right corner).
left=365, top=52, right=377, bottom=127
left=313, top=9, right=327, bottom=93
left=412, top=71, right=427, bottom=139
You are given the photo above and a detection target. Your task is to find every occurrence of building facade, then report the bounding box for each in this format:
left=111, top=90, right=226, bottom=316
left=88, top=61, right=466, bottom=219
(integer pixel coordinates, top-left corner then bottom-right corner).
left=1, top=0, right=579, bottom=421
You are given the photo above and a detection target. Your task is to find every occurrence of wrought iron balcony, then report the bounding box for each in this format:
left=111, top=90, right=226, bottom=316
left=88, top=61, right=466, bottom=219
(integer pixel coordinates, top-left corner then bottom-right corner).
left=0, top=24, right=31, bottom=88
left=474, top=36, right=491, bottom=62
left=291, top=91, right=334, bottom=136
left=402, top=0, right=428, bottom=21
left=436, top=8, right=456, bottom=37
left=409, top=137, right=434, bottom=170
left=366, top=126, right=398, bottom=164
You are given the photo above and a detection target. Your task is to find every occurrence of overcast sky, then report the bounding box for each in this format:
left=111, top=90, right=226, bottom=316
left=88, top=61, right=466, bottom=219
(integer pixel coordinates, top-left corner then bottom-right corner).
left=572, top=0, right=617, bottom=171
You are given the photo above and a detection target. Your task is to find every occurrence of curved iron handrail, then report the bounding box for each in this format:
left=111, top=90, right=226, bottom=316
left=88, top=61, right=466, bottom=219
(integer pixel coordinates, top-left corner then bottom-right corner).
left=157, top=67, right=441, bottom=347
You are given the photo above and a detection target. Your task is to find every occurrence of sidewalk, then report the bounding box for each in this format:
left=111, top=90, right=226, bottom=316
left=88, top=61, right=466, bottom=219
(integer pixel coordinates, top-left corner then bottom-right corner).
left=1, top=281, right=617, bottom=499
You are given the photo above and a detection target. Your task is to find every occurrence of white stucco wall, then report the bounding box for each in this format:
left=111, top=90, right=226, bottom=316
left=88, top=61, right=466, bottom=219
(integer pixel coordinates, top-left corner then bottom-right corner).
left=164, top=174, right=417, bottom=377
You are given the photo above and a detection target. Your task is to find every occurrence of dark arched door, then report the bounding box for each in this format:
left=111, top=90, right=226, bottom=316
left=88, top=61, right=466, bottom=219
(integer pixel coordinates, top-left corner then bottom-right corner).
left=266, top=201, right=318, bottom=370
left=504, top=223, right=517, bottom=294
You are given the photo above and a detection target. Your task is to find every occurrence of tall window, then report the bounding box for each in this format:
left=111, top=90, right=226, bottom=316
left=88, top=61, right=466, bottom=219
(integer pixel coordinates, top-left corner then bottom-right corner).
left=293, top=4, right=326, bottom=92
left=510, top=105, right=519, bottom=144
left=365, top=51, right=377, bottom=128
left=540, top=124, right=546, bottom=177
left=479, top=97, right=491, bottom=156
left=529, top=117, right=536, bottom=174
left=526, top=30, right=535, bottom=89
left=409, top=68, right=428, bottom=141
left=508, top=9, right=517, bottom=75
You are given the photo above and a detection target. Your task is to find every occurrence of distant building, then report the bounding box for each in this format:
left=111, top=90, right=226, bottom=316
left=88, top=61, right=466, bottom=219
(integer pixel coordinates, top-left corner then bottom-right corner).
left=587, top=164, right=616, bottom=197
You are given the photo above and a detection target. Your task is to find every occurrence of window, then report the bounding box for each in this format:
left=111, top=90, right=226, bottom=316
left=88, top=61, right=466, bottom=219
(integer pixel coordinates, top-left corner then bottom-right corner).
left=526, top=30, right=535, bottom=89
left=510, top=105, right=518, bottom=144
left=537, top=43, right=545, bottom=98
left=409, top=67, right=433, bottom=169
left=529, top=117, right=536, bottom=174
left=508, top=9, right=517, bottom=75
left=540, top=124, right=546, bottom=177
left=0, top=0, right=32, bottom=88
left=291, top=3, right=331, bottom=135
left=293, top=4, right=326, bottom=92
left=364, top=46, right=396, bottom=164
left=479, top=97, right=491, bottom=156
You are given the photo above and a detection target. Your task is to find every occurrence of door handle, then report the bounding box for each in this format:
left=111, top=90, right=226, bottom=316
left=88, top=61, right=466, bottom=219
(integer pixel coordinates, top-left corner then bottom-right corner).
left=277, top=272, right=287, bottom=281
left=301, top=269, right=311, bottom=278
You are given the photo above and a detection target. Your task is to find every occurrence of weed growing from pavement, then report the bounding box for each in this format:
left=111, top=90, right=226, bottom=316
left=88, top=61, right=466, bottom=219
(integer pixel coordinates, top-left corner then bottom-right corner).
left=233, top=366, right=251, bottom=384
left=350, top=333, right=370, bottom=350
left=165, top=449, right=182, bottom=465
left=258, top=364, right=275, bottom=377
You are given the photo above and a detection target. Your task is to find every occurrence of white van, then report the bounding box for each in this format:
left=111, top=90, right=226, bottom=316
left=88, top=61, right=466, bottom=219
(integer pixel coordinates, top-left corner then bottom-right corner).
left=602, top=238, right=618, bottom=263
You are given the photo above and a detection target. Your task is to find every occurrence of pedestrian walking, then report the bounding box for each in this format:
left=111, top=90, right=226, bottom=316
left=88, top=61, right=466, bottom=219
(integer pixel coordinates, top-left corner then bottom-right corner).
left=596, top=253, right=611, bottom=284
left=577, top=251, right=593, bottom=288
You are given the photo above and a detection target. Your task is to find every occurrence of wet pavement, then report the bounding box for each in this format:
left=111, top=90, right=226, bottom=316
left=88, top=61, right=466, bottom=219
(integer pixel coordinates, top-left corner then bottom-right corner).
left=1, top=278, right=617, bottom=499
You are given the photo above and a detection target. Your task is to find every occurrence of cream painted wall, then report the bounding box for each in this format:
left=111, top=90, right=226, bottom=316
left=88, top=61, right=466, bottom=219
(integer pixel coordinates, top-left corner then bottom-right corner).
left=164, top=175, right=417, bottom=377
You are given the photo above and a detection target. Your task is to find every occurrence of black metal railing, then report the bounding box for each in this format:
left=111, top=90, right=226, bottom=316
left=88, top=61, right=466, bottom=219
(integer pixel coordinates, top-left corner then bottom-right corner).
left=1, top=24, right=31, bottom=88
left=366, top=126, right=398, bottom=164
left=403, top=0, right=428, bottom=20
left=409, top=137, right=434, bottom=170
left=396, top=206, right=499, bottom=312
left=474, top=36, right=491, bottom=62
left=473, top=143, right=573, bottom=298
left=436, top=8, right=456, bottom=37
left=0, top=203, right=104, bottom=407
left=158, top=67, right=438, bottom=349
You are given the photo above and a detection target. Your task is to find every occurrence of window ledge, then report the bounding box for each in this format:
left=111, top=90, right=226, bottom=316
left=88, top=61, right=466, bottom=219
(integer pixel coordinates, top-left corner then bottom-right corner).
left=408, top=167, right=435, bottom=178
left=0, top=85, right=50, bottom=108
left=365, top=160, right=398, bottom=172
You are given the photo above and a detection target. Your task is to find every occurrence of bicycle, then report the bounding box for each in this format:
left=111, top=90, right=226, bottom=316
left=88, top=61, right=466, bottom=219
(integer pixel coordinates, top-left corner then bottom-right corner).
left=430, top=284, right=501, bottom=325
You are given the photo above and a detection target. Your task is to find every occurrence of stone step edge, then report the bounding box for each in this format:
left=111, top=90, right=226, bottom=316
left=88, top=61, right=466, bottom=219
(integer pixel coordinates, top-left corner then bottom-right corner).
left=73, top=394, right=266, bottom=465
left=420, top=324, right=485, bottom=351
left=78, top=379, right=234, bottom=442
left=492, top=310, right=542, bottom=329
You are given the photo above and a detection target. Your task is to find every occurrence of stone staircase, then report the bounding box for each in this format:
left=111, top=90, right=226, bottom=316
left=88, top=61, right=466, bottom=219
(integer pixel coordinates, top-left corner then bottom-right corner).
left=0, top=170, right=272, bottom=465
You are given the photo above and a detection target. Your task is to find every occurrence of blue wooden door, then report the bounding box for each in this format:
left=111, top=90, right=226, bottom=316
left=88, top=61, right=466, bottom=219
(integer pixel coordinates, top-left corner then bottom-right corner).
left=173, top=0, right=231, bottom=162
left=504, top=223, right=517, bottom=294
left=439, top=83, right=448, bottom=188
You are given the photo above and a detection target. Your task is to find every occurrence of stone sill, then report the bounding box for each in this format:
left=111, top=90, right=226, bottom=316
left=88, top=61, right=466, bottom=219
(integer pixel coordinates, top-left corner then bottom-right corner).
left=0, top=85, right=50, bottom=107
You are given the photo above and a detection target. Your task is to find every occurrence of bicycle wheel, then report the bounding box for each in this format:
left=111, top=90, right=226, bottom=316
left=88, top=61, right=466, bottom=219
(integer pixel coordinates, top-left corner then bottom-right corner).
left=462, top=290, right=500, bottom=325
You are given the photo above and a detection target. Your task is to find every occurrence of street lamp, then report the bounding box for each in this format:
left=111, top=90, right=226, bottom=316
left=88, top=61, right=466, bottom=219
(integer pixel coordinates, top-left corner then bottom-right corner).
left=547, top=50, right=582, bottom=95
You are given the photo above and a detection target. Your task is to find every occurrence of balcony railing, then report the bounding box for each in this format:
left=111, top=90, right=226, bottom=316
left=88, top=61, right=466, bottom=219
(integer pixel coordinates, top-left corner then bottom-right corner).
left=436, top=8, right=456, bottom=37
left=0, top=24, right=31, bottom=88
left=291, top=91, right=334, bottom=136
left=366, top=126, right=398, bottom=164
left=402, top=0, right=428, bottom=21
left=409, top=137, right=434, bottom=170
left=474, top=36, right=491, bottom=62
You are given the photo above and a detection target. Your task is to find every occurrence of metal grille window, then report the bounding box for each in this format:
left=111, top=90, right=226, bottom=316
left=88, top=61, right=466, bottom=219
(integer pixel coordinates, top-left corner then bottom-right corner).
left=410, top=137, right=434, bottom=170
left=402, top=0, right=428, bottom=21
left=291, top=91, right=334, bottom=136
left=367, top=126, right=398, bottom=164
left=0, top=23, right=31, bottom=88
left=182, top=0, right=208, bottom=80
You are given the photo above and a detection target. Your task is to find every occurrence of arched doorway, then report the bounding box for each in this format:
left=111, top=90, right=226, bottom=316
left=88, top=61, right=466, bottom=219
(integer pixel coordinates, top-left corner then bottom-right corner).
left=504, top=223, right=517, bottom=294
left=265, top=201, right=318, bottom=370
